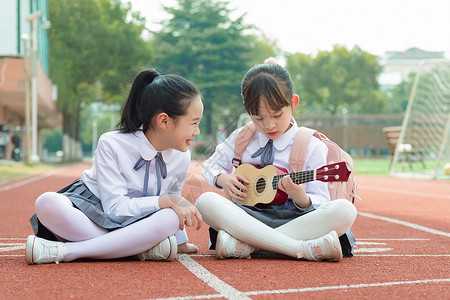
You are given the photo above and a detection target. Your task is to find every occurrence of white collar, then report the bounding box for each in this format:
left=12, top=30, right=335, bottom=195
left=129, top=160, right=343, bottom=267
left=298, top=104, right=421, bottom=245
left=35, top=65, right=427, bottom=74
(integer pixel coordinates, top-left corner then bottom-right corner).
left=256, top=117, right=297, bottom=150
left=136, top=127, right=172, bottom=162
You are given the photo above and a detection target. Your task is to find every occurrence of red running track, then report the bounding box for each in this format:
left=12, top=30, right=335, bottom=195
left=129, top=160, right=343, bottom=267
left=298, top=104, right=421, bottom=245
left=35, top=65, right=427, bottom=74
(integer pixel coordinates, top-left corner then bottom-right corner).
left=0, top=161, right=449, bottom=299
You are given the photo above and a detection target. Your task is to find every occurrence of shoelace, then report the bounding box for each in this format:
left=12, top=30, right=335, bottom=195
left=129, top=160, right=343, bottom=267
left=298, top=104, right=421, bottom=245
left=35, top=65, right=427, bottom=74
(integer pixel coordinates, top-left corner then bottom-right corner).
left=307, top=242, right=323, bottom=261
left=39, top=241, right=61, bottom=264
left=227, top=237, right=249, bottom=258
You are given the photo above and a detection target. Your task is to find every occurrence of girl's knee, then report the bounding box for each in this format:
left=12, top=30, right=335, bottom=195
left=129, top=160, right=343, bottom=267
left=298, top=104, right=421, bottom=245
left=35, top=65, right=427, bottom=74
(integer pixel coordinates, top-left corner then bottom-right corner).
left=157, top=208, right=180, bottom=235
left=320, top=199, right=357, bottom=224
left=35, top=192, right=60, bottom=213
left=331, top=199, right=357, bottom=228
left=195, top=192, right=218, bottom=210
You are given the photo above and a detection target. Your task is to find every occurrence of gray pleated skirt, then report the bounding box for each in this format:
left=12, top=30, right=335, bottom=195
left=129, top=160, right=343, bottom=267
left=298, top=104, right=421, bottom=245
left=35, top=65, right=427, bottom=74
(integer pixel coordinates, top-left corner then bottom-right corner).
left=30, top=179, right=157, bottom=241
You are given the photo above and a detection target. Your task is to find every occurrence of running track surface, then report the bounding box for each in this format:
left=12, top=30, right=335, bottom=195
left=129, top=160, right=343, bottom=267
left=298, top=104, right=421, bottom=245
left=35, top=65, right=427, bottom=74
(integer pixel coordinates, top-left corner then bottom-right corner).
left=0, top=161, right=449, bottom=299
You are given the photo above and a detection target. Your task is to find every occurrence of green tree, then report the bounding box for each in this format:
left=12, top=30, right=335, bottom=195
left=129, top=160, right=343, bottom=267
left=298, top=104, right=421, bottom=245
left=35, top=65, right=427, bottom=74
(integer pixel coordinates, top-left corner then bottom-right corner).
left=49, top=0, right=151, bottom=161
left=384, top=73, right=415, bottom=113
left=286, top=45, right=385, bottom=115
left=151, top=0, right=275, bottom=136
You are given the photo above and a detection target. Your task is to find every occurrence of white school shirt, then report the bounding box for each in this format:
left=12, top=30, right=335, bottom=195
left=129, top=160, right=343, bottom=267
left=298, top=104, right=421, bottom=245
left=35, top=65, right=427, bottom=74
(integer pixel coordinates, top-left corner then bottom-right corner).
left=82, top=129, right=190, bottom=224
left=202, top=118, right=330, bottom=205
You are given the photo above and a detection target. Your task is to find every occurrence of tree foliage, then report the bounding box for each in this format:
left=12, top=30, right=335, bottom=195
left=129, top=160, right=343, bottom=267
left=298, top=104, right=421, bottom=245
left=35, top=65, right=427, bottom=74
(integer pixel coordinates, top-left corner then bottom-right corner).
left=49, top=0, right=151, bottom=161
left=286, top=45, right=385, bottom=115
left=151, top=0, right=277, bottom=135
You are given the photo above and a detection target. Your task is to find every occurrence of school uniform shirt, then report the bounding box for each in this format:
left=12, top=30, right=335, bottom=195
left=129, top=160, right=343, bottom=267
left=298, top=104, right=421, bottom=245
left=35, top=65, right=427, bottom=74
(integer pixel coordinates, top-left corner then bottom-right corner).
left=81, top=129, right=190, bottom=243
left=202, top=118, right=330, bottom=206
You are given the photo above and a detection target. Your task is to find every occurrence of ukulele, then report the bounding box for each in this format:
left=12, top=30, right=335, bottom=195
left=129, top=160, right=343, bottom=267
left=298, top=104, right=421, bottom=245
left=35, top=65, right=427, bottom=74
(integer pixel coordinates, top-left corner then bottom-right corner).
left=233, top=161, right=351, bottom=206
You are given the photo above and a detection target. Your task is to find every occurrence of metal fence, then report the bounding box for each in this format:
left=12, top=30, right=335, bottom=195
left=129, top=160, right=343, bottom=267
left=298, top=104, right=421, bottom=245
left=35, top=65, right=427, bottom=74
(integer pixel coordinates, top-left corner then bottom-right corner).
left=192, top=114, right=404, bottom=159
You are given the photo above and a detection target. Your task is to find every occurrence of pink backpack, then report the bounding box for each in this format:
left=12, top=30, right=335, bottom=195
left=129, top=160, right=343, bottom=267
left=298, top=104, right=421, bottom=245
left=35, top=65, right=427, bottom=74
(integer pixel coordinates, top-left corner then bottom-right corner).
left=233, top=123, right=358, bottom=203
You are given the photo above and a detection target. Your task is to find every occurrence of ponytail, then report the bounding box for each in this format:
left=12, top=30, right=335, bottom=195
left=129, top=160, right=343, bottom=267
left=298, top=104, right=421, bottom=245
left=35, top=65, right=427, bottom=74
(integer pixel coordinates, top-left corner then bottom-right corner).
left=117, top=69, right=160, bottom=133
left=117, top=69, right=201, bottom=133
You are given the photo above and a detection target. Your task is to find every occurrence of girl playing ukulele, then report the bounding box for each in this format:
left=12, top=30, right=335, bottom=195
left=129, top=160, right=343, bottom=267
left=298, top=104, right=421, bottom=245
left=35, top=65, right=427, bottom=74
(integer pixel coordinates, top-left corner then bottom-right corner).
left=197, top=60, right=357, bottom=261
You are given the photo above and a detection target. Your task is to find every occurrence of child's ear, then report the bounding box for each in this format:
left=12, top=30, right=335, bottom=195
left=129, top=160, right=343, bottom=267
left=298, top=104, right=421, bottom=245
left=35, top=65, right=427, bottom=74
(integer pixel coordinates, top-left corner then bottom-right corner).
left=291, top=94, right=299, bottom=109
left=157, top=113, right=170, bottom=129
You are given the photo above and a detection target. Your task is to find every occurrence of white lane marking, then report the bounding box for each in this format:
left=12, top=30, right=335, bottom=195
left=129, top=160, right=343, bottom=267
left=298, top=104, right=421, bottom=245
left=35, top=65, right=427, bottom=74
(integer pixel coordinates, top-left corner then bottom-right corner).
left=358, top=212, right=450, bottom=238
left=0, top=166, right=70, bottom=192
left=153, top=278, right=450, bottom=299
left=152, top=294, right=222, bottom=300
left=357, top=254, right=450, bottom=257
left=357, top=238, right=429, bottom=241
left=176, top=254, right=251, bottom=300
left=242, top=278, right=450, bottom=296
left=355, top=248, right=393, bottom=253
left=0, top=245, right=25, bottom=252
left=356, top=242, right=387, bottom=245
left=358, top=185, right=450, bottom=200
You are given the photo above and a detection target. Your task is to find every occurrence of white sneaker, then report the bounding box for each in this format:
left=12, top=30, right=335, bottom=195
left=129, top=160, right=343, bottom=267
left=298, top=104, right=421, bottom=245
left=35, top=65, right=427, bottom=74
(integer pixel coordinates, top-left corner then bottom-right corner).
left=299, top=231, right=343, bottom=262
left=215, top=229, right=254, bottom=259
left=137, top=235, right=177, bottom=261
left=26, top=235, right=67, bottom=265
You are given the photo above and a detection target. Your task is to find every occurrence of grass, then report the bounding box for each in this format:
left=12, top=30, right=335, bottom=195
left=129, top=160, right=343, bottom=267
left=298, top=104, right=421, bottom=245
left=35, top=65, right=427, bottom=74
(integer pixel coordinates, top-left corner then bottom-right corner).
left=353, top=158, right=390, bottom=176
left=0, top=158, right=392, bottom=185
left=0, top=162, right=60, bottom=184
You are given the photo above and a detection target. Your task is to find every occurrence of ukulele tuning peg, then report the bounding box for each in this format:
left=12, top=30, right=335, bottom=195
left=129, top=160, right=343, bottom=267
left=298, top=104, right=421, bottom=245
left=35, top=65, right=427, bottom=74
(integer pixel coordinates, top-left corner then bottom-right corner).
left=324, top=167, right=328, bottom=172
left=324, top=175, right=328, bottom=180
left=334, top=175, right=339, bottom=180
left=335, top=164, right=339, bottom=169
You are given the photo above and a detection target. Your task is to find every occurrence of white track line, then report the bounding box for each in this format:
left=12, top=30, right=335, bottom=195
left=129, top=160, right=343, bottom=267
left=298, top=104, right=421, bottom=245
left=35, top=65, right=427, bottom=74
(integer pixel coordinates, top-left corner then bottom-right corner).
left=0, top=245, right=25, bottom=252
left=358, top=212, right=450, bottom=238
left=355, top=248, right=393, bottom=252
left=153, top=278, right=450, bottom=299
left=242, top=278, right=450, bottom=296
left=357, top=254, right=450, bottom=257
left=175, top=254, right=251, bottom=300
left=0, top=166, right=70, bottom=192
left=358, top=185, right=450, bottom=200
left=357, top=238, right=429, bottom=241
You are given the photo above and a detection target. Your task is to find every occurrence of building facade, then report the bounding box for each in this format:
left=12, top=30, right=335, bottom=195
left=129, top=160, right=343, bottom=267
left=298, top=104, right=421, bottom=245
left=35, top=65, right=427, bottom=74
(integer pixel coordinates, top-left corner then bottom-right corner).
left=0, top=0, right=59, bottom=161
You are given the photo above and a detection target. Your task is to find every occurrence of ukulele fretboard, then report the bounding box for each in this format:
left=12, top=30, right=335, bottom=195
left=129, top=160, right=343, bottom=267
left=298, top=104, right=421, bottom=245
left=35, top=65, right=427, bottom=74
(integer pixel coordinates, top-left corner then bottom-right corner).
left=272, top=170, right=315, bottom=189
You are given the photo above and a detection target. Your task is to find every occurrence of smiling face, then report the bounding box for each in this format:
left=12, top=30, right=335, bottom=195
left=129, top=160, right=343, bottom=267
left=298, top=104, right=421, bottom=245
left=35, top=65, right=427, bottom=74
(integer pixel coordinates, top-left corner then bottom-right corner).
left=250, top=95, right=299, bottom=140
left=166, top=97, right=203, bottom=152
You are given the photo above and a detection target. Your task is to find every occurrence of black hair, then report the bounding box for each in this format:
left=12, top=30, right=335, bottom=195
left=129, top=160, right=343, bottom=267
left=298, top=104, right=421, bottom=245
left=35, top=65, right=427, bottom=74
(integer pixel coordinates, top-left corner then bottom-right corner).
left=241, top=64, right=294, bottom=116
left=117, top=69, right=201, bottom=133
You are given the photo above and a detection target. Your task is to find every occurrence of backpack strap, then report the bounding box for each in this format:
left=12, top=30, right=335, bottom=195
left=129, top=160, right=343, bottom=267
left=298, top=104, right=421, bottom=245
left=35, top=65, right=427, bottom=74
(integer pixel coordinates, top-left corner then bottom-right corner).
left=289, top=126, right=317, bottom=171
left=232, top=122, right=257, bottom=167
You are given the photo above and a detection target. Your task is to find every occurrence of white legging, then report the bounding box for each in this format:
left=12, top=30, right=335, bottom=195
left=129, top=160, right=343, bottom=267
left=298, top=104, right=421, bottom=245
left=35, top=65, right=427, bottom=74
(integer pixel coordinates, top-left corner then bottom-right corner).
left=34, top=192, right=180, bottom=262
left=195, top=192, right=357, bottom=258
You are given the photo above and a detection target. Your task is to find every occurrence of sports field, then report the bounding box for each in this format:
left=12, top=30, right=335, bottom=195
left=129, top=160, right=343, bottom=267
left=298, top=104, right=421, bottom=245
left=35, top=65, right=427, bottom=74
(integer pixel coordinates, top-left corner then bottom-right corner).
left=0, top=161, right=449, bottom=299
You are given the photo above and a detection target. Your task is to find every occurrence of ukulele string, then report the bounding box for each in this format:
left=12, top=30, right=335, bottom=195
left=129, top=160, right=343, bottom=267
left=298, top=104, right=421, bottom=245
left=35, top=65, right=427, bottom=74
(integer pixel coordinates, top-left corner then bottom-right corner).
left=242, top=164, right=342, bottom=193
left=243, top=171, right=315, bottom=193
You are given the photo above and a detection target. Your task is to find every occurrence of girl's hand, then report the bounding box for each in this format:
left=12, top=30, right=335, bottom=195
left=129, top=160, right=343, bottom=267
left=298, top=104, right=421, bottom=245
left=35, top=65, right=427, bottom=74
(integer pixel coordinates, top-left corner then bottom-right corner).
left=278, top=170, right=312, bottom=208
left=159, top=195, right=203, bottom=230
left=216, top=173, right=249, bottom=202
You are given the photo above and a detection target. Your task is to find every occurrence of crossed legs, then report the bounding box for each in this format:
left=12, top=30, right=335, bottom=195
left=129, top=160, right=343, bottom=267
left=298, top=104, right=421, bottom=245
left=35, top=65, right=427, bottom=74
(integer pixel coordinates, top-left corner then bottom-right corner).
left=195, top=192, right=357, bottom=258
left=34, top=192, right=180, bottom=262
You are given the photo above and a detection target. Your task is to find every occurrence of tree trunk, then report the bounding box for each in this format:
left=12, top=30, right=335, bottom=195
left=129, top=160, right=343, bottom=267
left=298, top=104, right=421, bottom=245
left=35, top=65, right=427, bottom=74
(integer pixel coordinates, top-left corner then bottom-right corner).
left=62, top=97, right=83, bottom=162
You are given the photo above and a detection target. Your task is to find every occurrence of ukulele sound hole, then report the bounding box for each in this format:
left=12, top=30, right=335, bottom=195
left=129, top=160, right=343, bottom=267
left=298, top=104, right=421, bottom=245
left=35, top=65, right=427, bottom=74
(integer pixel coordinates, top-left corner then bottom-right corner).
left=255, top=177, right=266, bottom=194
